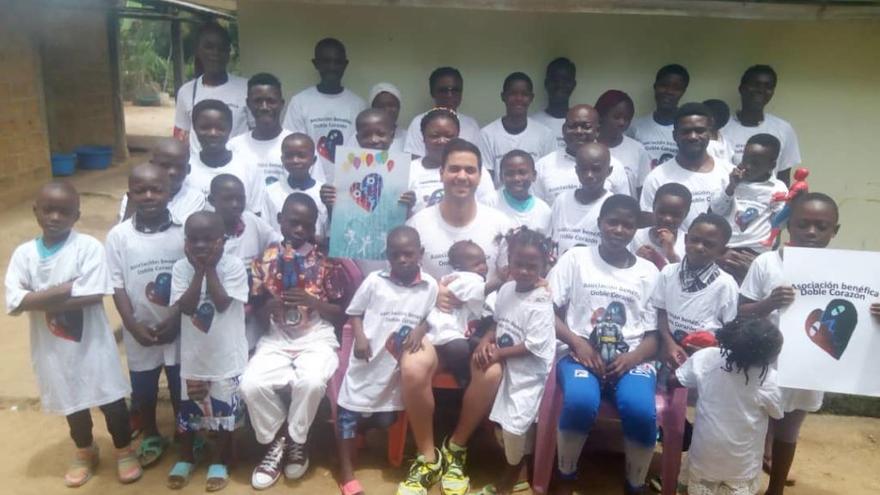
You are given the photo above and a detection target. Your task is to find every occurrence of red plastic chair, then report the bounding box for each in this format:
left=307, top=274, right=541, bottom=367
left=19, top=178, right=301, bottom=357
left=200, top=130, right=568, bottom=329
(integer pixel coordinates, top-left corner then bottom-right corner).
left=326, top=258, right=365, bottom=440
left=531, top=362, right=688, bottom=495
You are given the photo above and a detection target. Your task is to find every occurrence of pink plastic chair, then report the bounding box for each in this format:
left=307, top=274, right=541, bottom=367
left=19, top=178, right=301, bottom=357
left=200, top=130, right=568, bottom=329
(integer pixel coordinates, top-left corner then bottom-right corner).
left=326, top=258, right=365, bottom=440
left=531, top=362, right=688, bottom=495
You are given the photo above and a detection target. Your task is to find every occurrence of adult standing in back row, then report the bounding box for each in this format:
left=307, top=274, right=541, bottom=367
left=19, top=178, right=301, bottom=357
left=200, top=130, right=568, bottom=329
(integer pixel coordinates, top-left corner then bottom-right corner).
left=282, top=38, right=366, bottom=182
left=404, top=67, right=482, bottom=157
left=722, top=65, right=801, bottom=185
left=627, top=64, right=690, bottom=169
left=173, top=23, right=251, bottom=154
left=531, top=57, right=577, bottom=149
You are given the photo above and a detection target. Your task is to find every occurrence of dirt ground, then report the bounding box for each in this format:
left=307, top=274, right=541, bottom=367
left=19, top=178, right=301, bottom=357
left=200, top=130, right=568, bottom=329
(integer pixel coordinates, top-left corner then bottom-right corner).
left=0, top=109, right=877, bottom=493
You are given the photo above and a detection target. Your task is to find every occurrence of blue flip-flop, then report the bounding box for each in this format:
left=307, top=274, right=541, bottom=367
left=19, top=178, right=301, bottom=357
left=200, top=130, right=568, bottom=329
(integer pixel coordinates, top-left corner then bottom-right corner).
left=167, top=461, right=195, bottom=490
left=206, top=464, right=229, bottom=492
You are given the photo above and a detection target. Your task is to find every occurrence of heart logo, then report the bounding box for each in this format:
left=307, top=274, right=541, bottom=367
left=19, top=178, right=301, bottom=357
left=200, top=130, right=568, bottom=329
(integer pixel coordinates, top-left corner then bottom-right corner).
left=497, top=333, right=514, bottom=348
left=735, top=207, right=759, bottom=230
left=192, top=302, right=215, bottom=333
left=804, top=298, right=858, bottom=360
left=46, top=309, right=84, bottom=342
left=317, top=130, right=344, bottom=162
left=145, top=272, right=172, bottom=306
left=350, top=173, right=383, bottom=212
left=385, top=325, right=413, bottom=361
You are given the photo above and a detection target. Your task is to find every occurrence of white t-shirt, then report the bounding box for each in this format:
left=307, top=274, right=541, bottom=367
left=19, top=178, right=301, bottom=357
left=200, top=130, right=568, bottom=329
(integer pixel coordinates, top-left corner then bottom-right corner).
left=174, top=74, right=251, bottom=153
left=264, top=178, right=328, bottom=237
left=426, top=271, right=486, bottom=346
left=117, top=182, right=207, bottom=225
left=710, top=178, right=788, bottom=252
left=478, top=118, right=556, bottom=177
left=228, top=129, right=293, bottom=187
left=532, top=150, right=631, bottom=206
left=339, top=270, right=438, bottom=412
left=548, top=245, right=659, bottom=352
left=676, top=348, right=784, bottom=482
left=404, top=110, right=482, bottom=156
left=550, top=189, right=612, bottom=255
left=407, top=158, right=495, bottom=214
left=106, top=221, right=185, bottom=371
left=406, top=204, right=514, bottom=280
left=484, top=188, right=552, bottom=234
left=4, top=232, right=130, bottom=415
left=281, top=86, right=366, bottom=156
left=740, top=251, right=824, bottom=412
left=627, top=115, right=677, bottom=169
left=707, top=135, right=735, bottom=164
left=171, top=254, right=249, bottom=380
left=722, top=113, right=802, bottom=173
left=640, top=158, right=734, bottom=229
left=651, top=262, right=739, bottom=342
left=530, top=110, right=566, bottom=149
left=628, top=227, right=686, bottom=264
left=489, top=282, right=556, bottom=435
left=390, top=127, right=407, bottom=154
left=610, top=135, right=653, bottom=193
left=187, top=152, right=267, bottom=216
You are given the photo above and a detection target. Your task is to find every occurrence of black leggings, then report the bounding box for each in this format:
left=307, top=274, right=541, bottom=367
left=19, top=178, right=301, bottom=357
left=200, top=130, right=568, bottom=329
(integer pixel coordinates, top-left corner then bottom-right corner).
left=66, top=398, right=131, bottom=449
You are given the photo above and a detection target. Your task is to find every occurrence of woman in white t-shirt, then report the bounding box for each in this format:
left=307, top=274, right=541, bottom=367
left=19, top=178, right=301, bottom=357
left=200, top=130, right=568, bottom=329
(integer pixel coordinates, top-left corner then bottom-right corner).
left=547, top=194, right=660, bottom=495
left=596, top=90, right=652, bottom=196
left=397, top=139, right=513, bottom=495
left=369, top=82, right=407, bottom=153
left=173, top=23, right=250, bottom=154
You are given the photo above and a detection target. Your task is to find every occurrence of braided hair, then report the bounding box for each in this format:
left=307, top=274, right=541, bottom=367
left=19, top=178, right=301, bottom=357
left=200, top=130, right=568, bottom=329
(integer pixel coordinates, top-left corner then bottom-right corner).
left=502, top=226, right=556, bottom=270
left=716, top=318, right=783, bottom=385
left=420, top=107, right=460, bottom=135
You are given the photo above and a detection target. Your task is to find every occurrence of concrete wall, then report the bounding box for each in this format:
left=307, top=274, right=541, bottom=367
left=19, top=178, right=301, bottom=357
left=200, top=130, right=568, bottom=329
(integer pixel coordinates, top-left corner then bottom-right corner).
left=41, top=0, right=127, bottom=161
left=238, top=1, right=880, bottom=250
left=0, top=1, right=52, bottom=208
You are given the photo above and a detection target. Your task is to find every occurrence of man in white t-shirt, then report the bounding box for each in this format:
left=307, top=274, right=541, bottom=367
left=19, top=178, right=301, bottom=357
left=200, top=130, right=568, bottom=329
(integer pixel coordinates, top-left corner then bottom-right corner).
left=722, top=65, right=801, bottom=185
left=480, top=72, right=556, bottom=186
left=282, top=38, right=366, bottom=167
left=640, top=102, right=734, bottom=229
left=404, top=67, right=482, bottom=157
left=173, top=23, right=250, bottom=154
left=531, top=57, right=576, bottom=149
left=229, top=73, right=291, bottom=187
left=399, top=139, right=514, bottom=495
left=627, top=64, right=690, bottom=169
left=533, top=105, right=630, bottom=205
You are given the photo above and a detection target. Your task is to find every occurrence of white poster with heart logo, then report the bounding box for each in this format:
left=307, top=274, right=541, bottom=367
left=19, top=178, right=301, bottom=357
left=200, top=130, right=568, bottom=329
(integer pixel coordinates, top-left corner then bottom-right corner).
left=328, top=146, right=410, bottom=260
left=779, top=247, right=880, bottom=397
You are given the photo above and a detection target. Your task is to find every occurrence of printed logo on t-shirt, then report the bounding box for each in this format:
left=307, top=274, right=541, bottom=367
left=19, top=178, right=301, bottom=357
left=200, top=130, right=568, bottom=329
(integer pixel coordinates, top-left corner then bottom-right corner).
left=145, top=272, right=173, bottom=306
left=385, top=325, right=413, bottom=361
left=317, top=129, right=345, bottom=163
left=424, top=189, right=444, bottom=208
left=496, top=333, right=514, bottom=348
left=589, top=302, right=630, bottom=364
left=266, top=176, right=279, bottom=186
left=46, top=309, right=84, bottom=342
left=735, top=207, right=760, bottom=231
left=805, top=298, right=858, bottom=360
left=651, top=152, right=675, bottom=169
left=192, top=302, right=215, bottom=333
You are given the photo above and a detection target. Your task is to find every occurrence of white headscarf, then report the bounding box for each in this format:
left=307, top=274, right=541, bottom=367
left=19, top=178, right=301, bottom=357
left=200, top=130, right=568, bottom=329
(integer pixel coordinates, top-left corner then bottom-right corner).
left=369, top=82, right=402, bottom=106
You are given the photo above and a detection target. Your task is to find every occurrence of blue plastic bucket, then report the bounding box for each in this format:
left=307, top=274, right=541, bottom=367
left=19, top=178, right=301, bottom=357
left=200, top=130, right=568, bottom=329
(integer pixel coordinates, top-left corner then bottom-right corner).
left=75, top=145, right=113, bottom=170
left=51, top=153, right=76, bottom=176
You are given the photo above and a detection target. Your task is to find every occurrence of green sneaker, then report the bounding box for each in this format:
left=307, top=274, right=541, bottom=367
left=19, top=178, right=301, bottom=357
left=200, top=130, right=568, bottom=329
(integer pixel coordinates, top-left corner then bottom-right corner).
left=396, top=450, right=443, bottom=495
left=440, top=439, right=469, bottom=495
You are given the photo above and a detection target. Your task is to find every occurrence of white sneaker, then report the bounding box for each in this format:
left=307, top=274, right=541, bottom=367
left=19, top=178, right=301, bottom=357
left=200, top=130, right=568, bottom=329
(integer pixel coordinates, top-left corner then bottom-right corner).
left=251, top=436, right=285, bottom=490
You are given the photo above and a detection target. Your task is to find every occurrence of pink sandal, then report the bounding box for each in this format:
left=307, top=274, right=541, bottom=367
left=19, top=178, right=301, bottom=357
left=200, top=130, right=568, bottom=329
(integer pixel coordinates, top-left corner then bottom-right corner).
left=340, top=479, right=364, bottom=495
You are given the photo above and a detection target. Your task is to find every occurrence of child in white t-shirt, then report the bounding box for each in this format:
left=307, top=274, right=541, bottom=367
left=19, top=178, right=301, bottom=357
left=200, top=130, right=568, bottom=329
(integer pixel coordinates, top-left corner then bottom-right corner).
left=6, top=182, right=140, bottom=487
left=631, top=182, right=691, bottom=270
left=477, top=228, right=556, bottom=495
left=106, top=164, right=185, bottom=469
left=485, top=150, right=552, bottom=234
left=703, top=99, right=735, bottom=164
left=550, top=142, right=614, bottom=254
left=672, top=319, right=784, bottom=495
left=653, top=213, right=739, bottom=370
left=118, top=139, right=206, bottom=224
left=264, top=133, right=329, bottom=238
left=479, top=72, right=556, bottom=185
left=282, top=38, right=366, bottom=169
left=208, top=174, right=281, bottom=350
left=710, top=133, right=788, bottom=254
left=168, top=212, right=249, bottom=491
left=595, top=89, right=653, bottom=196
left=336, top=226, right=438, bottom=495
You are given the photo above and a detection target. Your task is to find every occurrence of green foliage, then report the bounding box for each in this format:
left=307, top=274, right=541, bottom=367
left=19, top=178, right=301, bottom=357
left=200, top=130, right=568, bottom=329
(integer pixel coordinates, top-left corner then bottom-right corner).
left=121, top=19, right=170, bottom=99
left=820, top=393, right=880, bottom=418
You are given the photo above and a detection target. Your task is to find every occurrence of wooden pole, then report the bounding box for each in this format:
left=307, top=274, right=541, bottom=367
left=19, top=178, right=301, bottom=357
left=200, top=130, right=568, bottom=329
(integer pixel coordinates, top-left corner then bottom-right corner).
left=171, top=16, right=184, bottom=97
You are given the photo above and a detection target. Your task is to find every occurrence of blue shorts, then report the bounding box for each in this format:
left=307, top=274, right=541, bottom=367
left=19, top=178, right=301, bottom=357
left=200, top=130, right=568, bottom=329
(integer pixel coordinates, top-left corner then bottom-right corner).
left=556, top=355, right=657, bottom=447
left=337, top=407, right=398, bottom=440
left=130, top=364, right=181, bottom=410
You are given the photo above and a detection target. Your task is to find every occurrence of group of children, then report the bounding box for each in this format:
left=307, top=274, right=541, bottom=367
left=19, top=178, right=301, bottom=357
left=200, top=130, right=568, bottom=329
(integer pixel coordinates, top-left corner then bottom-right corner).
left=7, top=20, right=874, bottom=495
